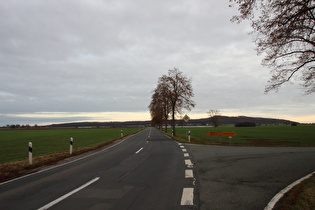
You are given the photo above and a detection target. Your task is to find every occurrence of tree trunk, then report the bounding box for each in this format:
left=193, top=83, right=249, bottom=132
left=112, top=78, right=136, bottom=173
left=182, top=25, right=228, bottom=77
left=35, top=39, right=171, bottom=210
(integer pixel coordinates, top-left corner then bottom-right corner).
left=165, top=119, right=167, bottom=133
left=172, top=109, right=176, bottom=136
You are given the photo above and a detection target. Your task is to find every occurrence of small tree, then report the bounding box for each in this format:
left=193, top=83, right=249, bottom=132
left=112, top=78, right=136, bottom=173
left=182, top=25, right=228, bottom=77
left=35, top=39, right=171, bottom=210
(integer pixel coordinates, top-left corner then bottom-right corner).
left=208, top=109, right=222, bottom=127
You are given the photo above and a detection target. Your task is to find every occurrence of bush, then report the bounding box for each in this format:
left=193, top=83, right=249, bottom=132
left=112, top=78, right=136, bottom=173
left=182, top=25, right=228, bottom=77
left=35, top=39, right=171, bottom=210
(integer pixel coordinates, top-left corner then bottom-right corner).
left=235, top=122, right=256, bottom=127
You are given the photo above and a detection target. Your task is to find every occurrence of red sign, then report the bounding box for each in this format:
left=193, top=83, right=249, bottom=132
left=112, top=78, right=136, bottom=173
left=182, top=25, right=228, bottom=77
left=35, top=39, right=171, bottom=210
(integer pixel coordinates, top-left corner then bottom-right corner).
left=205, top=132, right=221, bottom=136
left=221, top=132, right=237, bottom=136
left=206, top=132, right=237, bottom=136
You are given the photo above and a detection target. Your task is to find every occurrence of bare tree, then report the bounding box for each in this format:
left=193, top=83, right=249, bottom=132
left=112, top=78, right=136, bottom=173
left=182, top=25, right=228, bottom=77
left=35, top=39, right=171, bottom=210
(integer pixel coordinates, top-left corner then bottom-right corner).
left=149, top=75, right=171, bottom=131
left=149, top=68, right=195, bottom=136
left=208, top=109, right=222, bottom=127
left=167, top=68, right=195, bottom=136
left=149, top=91, right=163, bottom=129
left=230, top=0, right=315, bottom=94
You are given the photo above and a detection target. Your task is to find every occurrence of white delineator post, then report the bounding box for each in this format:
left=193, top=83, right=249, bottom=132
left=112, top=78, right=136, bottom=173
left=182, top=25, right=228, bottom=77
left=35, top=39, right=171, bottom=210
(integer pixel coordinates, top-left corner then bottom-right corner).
left=70, top=137, right=73, bottom=154
left=188, top=131, right=191, bottom=142
left=121, top=130, right=123, bottom=138
left=28, top=142, right=32, bottom=165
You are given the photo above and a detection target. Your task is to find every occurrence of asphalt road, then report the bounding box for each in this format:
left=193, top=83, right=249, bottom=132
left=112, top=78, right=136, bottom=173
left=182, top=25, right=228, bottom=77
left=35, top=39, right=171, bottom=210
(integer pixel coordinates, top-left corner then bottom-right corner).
left=1, top=128, right=314, bottom=210
left=0, top=128, right=197, bottom=210
left=186, top=144, right=315, bottom=210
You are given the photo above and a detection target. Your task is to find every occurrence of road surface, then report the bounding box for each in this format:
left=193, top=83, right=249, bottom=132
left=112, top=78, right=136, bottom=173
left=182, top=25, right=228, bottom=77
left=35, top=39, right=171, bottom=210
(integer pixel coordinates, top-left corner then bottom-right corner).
left=186, top=144, right=315, bottom=209
left=0, top=128, right=198, bottom=210
left=1, top=128, right=314, bottom=210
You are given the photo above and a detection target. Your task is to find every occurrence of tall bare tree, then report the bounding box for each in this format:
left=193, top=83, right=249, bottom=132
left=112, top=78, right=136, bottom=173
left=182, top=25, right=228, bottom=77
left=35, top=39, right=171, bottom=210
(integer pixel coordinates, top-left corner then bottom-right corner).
left=149, top=68, right=195, bottom=136
left=230, top=0, right=315, bottom=94
left=208, top=109, right=222, bottom=127
left=149, top=75, right=171, bottom=131
left=167, top=68, right=195, bottom=136
left=149, top=91, right=163, bottom=129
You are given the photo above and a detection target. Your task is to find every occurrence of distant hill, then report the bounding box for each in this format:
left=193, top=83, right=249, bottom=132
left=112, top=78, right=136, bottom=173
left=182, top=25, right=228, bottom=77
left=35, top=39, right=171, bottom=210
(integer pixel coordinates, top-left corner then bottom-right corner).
left=47, top=115, right=298, bottom=128
left=186, top=116, right=297, bottom=126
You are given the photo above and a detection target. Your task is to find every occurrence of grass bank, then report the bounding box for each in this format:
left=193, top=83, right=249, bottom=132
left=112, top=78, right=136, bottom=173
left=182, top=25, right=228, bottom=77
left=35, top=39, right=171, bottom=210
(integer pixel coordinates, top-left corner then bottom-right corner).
left=0, top=127, right=141, bottom=182
left=164, top=125, right=315, bottom=147
left=277, top=174, right=315, bottom=210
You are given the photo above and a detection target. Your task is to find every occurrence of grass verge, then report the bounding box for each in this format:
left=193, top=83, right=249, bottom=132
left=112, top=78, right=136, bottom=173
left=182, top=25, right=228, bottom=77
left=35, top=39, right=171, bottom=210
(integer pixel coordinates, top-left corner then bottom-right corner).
left=277, top=174, right=315, bottom=210
left=163, top=125, right=315, bottom=147
left=0, top=128, right=140, bottom=183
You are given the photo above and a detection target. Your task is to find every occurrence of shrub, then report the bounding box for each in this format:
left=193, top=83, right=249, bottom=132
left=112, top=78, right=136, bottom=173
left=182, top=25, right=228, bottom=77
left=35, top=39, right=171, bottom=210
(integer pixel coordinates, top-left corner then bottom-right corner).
left=235, top=122, right=256, bottom=127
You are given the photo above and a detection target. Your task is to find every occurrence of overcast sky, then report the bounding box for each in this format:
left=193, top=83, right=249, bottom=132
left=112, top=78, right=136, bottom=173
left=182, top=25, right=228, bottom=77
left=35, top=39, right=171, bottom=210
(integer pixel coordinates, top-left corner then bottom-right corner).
left=1, top=0, right=314, bottom=126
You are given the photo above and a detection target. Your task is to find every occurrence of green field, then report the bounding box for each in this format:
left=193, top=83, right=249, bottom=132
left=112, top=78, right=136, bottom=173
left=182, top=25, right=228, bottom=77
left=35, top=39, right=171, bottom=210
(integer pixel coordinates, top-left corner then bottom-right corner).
left=0, top=127, right=141, bottom=164
left=165, top=125, right=315, bottom=147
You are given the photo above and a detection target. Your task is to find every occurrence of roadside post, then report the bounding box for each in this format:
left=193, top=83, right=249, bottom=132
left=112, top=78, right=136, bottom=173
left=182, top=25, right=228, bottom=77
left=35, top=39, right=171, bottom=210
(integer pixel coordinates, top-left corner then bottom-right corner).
left=229, top=136, right=232, bottom=145
left=188, top=130, right=191, bottom=142
left=183, top=115, right=190, bottom=142
left=70, top=137, right=73, bottom=155
left=28, top=142, right=32, bottom=165
left=121, top=129, right=123, bottom=138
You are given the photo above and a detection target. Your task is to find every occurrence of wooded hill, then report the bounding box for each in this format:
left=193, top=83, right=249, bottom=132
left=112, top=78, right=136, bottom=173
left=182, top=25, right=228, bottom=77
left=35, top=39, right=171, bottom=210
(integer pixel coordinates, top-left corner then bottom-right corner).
left=47, top=115, right=297, bottom=128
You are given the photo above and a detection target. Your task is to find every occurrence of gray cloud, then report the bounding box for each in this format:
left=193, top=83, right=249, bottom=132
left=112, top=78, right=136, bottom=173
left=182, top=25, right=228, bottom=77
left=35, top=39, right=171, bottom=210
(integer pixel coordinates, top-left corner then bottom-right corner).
left=1, top=0, right=314, bottom=125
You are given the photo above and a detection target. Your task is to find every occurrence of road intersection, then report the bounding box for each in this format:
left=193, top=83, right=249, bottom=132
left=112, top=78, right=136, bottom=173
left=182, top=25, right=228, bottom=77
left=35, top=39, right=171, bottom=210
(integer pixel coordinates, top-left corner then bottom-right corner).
left=1, top=128, right=314, bottom=209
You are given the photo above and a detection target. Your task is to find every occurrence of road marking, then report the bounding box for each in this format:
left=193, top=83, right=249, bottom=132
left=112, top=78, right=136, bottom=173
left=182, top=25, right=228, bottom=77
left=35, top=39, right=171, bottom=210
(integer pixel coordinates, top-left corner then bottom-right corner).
left=180, top=145, right=185, bottom=148
left=184, top=153, right=189, bottom=157
left=135, top=147, right=143, bottom=154
left=182, top=149, right=187, bottom=152
left=38, top=177, right=100, bottom=210
left=185, top=169, right=194, bottom=178
left=185, top=159, right=193, bottom=168
left=264, top=171, right=315, bottom=210
left=178, top=143, right=182, bottom=145
left=181, top=188, right=194, bottom=205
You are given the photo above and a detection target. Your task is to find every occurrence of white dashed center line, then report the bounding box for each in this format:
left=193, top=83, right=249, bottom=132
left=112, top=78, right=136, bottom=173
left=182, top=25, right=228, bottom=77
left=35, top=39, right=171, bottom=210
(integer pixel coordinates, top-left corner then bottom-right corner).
left=185, top=169, right=194, bottom=178
left=181, top=188, right=194, bottom=205
left=135, top=147, right=143, bottom=154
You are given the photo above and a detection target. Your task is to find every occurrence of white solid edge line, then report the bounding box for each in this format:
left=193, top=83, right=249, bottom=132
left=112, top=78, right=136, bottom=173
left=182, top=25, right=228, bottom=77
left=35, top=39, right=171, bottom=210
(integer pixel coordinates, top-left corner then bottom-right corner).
left=38, top=177, right=100, bottom=210
left=264, top=171, right=315, bottom=210
left=181, top=188, right=194, bottom=205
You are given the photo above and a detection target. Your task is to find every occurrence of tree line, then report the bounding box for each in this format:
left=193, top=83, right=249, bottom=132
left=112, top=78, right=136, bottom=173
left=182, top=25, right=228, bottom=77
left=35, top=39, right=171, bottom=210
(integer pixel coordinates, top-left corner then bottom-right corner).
left=149, top=68, right=195, bottom=136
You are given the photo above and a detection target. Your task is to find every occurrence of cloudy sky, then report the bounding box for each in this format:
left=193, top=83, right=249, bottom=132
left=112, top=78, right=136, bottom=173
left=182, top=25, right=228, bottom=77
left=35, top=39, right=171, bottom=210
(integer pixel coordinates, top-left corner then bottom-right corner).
left=1, top=0, right=314, bottom=126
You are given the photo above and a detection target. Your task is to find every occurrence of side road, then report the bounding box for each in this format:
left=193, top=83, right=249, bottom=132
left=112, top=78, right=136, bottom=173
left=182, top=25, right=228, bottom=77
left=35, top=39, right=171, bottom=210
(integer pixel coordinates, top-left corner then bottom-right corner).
left=185, top=144, right=315, bottom=210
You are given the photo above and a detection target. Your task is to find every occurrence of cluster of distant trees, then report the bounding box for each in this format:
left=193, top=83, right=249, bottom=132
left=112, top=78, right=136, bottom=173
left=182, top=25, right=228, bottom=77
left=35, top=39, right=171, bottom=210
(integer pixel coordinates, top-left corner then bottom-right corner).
left=2, top=124, right=39, bottom=129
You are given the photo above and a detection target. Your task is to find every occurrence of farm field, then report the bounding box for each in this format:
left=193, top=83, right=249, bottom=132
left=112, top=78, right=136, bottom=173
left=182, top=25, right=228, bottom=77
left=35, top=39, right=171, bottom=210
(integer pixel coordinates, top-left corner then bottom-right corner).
left=165, top=125, right=315, bottom=147
left=0, top=127, right=141, bottom=164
